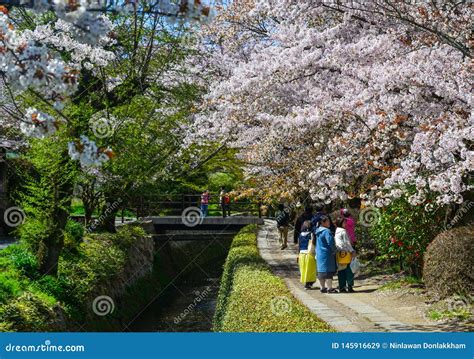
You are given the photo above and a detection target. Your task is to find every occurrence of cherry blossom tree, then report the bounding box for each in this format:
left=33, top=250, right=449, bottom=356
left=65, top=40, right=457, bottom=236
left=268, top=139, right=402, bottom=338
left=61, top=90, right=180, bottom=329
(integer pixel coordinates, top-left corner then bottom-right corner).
left=191, top=0, right=473, bottom=208
left=1, top=0, right=213, bottom=274
left=0, top=0, right=212, bottom=166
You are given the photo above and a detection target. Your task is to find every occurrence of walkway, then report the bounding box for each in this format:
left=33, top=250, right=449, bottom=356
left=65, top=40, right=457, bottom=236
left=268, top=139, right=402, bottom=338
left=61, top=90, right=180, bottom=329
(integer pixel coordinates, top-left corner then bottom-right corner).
left=257, top=220, right=446, bottom=332
left=0, top=237, right=16, bottom=250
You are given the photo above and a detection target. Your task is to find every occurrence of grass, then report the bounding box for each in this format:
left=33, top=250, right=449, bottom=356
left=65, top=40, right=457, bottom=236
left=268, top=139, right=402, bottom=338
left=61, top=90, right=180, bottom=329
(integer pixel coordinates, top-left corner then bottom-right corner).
left=379, top=276, right=423, bottom=291
left=427, top=308, right=471, bottom=321
left=213, top=225, right=333, bottom=332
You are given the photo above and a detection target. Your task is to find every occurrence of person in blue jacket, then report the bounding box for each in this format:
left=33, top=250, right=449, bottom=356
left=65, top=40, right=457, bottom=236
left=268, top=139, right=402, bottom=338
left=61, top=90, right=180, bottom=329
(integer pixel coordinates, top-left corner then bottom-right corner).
left=315, top=215, right=337, bottom=293
left=312, top=204, right=336, bottom=234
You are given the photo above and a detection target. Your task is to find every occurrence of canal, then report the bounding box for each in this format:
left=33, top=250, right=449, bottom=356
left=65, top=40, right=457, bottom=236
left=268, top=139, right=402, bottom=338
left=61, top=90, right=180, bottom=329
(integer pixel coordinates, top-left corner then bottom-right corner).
left=128, top=238, right=231, bottom=332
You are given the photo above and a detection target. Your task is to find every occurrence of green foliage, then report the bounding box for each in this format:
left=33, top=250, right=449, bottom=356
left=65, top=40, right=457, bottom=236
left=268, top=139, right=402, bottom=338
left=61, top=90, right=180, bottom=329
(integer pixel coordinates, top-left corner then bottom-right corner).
left=8, top=245, right=39, bottom=279
left=214, top=226, right=333, bottom=332
left=0, top=270, right=23, bottom=305
left=109, top=225, right=146, bottom=251
left=63, top=220, right=84, bottom=252
left=379, top=276, right=423, bottom=291
left=32, top=275, right=69, bottom=304
left=59, top=237, right=126, bottom=305
left=427, top=308, right=471, bottom=321
left=0, top=225, right=146, bottom=331
left=14, top=134, right=77, bottom=273
left=0, top=246, right=26, bottom=304
left=368, top=196, right=444, bottom=277
left=0, top=292, right=60, bottom=332
left=16, top=218, right=51, bottom=255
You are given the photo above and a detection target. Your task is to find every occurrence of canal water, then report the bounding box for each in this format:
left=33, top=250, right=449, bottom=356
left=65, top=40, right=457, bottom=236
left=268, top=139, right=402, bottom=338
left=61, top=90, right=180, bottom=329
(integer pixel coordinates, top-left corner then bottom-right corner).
left=129, top=240, right=230, bottom=332
left=129, top=277, right=221, bottom=332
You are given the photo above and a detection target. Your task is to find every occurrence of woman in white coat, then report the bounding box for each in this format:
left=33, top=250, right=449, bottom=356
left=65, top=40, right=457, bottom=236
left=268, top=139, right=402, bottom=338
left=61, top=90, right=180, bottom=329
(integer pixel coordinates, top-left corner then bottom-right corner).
left=335, top=216, right=356, bottom=292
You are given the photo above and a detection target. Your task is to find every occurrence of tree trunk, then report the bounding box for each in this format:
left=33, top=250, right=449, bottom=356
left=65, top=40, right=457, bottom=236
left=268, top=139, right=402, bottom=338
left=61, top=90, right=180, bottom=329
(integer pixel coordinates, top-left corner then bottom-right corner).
left=84, top=201, right=94, bottom=226
left=39, top=204, right=69, bottom=276
left=97, top=193, right=120, bottom=233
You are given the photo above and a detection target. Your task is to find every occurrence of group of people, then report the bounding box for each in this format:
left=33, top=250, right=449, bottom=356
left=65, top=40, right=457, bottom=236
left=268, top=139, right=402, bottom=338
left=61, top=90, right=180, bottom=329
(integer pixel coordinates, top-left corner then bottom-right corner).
left=200, top=188, right=231, bottom=218
left=275, top=204, right=357, bottom=294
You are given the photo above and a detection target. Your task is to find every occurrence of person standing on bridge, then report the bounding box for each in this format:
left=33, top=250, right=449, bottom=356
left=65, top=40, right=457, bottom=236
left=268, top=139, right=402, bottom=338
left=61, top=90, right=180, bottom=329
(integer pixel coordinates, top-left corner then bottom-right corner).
left=315, top=215, right=337, bottom=293
left=200, top=190, right=210, bottom=217
left=297, top=220, right=316, bottom=290
left=220, top=187, right=231, bottom=218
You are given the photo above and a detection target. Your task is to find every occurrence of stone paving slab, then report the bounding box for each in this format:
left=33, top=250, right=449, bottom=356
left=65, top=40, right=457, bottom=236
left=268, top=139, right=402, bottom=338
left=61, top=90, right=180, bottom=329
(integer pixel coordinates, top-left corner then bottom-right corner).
left=257, top=220, right=417, bottom=332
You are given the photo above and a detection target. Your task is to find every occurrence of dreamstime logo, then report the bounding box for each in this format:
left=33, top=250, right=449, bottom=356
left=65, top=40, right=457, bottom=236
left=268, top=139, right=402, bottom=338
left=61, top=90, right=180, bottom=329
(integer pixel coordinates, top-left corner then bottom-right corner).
left=445, top=200, right=474, bottom=230
left=424, top=202, right=435, bottom=212
left=270, top=296, right=292, bottom=316
left=447, top=295, right=472, bottom=314
left=358, top=207, right=381, bottom=227
left=86, top=199, right=122, bottom=233
left=3, top=207, right=26, bottom=227
left=174, top=287, right=212, bottom=324
left=92, top=295, right=115, bottom=316
left=90, top=117, right=114, bottom=139
left=181, top=206, right=204, bottom=227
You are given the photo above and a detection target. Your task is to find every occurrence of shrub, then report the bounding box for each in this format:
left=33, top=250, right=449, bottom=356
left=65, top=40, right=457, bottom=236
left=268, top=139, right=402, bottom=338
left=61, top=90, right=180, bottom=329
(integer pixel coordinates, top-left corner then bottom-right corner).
left=0, top=270, right=23, bottom=304
left=63, top=220, right=84, bottom=251
left=0, top=224, right=149, bottom=331
left=423, top=226, right=474, bottom=298
left=58, top=237, right=127, bottom=305
left=9, top=245, right=39, bottom=279
left=368, top=196, right=444, bottom=277
left=214, top=225, right=333, bottom=332
left=33, top=275, right=69, bottom=304
left=111, top=225, right=146, bottom=250
left=0, top=292, right=59, bottom=332
left=16, top=217, right=51, bottom=255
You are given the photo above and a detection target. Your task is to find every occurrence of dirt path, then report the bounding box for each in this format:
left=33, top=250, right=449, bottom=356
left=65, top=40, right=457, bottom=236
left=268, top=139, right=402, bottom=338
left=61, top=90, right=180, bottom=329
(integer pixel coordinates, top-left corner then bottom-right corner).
left=257, top=220, right=467, bottom=332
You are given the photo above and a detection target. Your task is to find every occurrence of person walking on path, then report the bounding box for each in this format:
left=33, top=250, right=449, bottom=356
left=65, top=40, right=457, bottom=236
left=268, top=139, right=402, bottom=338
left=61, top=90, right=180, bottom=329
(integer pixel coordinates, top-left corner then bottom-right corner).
left=297, top=220, right=317, bottom=290
left=275, top=203, right=290, bottom=249
left=220, top=187, right=231, bottom=218
left=315, top=216, right=337, bottom=293
left=312, top=204, right=336, bottom=235
left=200, top=190, right=210, bottom=217
left=340, top=208, right=356, bottom=246
left=335, top=216, right=356, bottom=293
left=294, top=205, right=313, bottom=245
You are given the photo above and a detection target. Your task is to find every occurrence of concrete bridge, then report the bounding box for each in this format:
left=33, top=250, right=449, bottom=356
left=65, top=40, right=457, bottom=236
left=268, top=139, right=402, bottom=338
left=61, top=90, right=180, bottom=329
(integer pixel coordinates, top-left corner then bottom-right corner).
left=142, top=216, right=264, bottom=241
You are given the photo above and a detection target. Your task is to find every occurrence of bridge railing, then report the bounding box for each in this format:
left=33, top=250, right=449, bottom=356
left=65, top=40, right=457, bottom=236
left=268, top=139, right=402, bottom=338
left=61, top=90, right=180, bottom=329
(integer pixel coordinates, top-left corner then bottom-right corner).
left=126, top=193, right=262, bottom=219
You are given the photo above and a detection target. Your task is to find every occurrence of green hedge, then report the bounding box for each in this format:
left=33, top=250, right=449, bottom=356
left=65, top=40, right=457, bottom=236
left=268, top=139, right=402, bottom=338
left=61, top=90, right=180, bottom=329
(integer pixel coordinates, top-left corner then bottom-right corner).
left=0, top=225, right=148, bottom=332
left=213, top=225, right=333, bottom=332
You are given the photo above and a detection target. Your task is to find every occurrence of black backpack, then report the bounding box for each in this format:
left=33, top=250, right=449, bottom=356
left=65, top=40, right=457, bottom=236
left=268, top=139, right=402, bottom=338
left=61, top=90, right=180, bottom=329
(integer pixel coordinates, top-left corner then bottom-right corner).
left=276, top=210, right=289, bottom=226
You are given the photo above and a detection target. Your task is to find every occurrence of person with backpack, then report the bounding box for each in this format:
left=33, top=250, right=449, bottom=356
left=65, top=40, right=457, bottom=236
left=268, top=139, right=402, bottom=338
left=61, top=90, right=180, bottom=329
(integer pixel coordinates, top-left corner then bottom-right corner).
left=200, top=190, right=210, bottom=218
left=275, top=203, right=290, bottom=250
left=315, top=215, right=337, bottom=293
left=335, top=216, right=356, bottom=293
left=293, top=205, right=313, bottom=245
left=297, top=220, right=317, bottom=290
left=220, top=187, right=231, bottom=218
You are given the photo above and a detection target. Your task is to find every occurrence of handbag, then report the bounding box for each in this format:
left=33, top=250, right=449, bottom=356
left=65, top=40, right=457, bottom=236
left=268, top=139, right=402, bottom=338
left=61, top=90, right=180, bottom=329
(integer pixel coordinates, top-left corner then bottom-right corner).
left=336, top=251, right=352, bottom=264
left=307, top=233, right=316, bottom=256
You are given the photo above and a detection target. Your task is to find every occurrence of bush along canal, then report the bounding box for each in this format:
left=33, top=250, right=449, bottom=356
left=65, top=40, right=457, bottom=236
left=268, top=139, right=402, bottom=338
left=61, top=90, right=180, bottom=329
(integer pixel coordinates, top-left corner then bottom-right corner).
left=0, top=224, right=232, bottom=332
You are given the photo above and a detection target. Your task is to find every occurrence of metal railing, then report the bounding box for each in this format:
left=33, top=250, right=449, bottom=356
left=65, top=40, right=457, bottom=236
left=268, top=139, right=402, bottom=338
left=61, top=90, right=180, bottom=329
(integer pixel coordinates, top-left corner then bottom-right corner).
left=127, top=193, right=262, bottom=219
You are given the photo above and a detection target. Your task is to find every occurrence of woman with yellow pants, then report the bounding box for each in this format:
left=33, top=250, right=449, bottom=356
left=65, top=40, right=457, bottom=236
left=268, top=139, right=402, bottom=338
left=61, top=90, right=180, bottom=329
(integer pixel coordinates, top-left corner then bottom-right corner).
left=297, top=220, right=317, bottom=290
